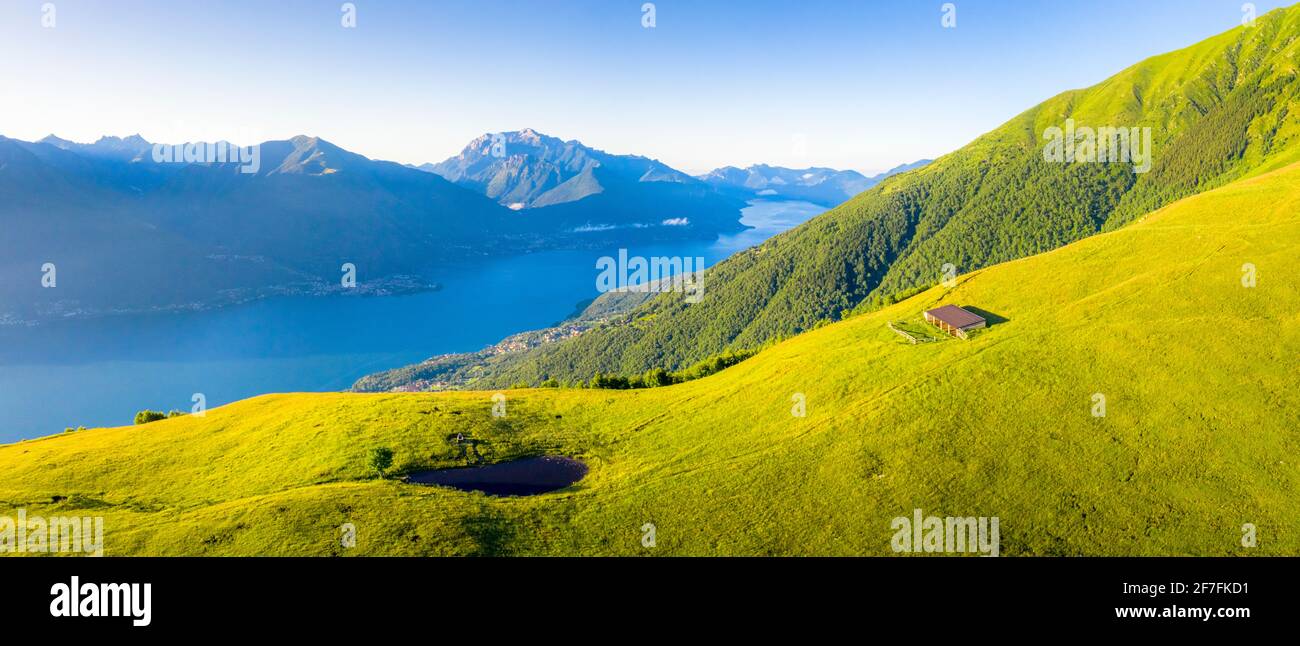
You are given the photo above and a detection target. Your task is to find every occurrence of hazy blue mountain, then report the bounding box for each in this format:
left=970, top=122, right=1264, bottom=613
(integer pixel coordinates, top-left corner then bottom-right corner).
left=697, top=160, right=931, bottom=206
left=0, top=135, right=307, bottom=324
left=0, top=132, right=749, bottom=324
left=136, top=135, right=529, bottom=279
left=17, top=134, right=184, bottom=194
left=426, top=128, right=695, bottom=209
left=2, top=132, right=743, bottom=325
left=39, top=134, right=155, bottom=162
left=873, top=159, right=931, bottom=178
left=420, top=128, right=747, bottom=237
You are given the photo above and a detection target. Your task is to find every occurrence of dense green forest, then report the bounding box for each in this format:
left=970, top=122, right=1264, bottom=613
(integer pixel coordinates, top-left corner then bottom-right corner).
left=358, top=8, right=1300, bottom=391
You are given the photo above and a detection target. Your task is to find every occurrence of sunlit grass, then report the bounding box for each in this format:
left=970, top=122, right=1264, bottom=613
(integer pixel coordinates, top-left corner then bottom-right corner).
left=2, top=162, right=1297, bottom=556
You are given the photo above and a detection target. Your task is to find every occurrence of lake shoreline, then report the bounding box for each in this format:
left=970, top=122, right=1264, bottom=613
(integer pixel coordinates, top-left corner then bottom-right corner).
left=0, top=199, right=825, bottom=442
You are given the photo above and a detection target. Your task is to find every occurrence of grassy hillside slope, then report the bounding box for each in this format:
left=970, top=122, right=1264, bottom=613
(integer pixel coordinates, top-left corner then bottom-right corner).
left=3, top=159, right=1296, bottom=556
left=361, top=7, right=1300, bottom=390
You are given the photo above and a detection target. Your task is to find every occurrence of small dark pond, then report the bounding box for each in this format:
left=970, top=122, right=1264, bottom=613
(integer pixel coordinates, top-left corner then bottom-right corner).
left=406, top=456, right=588, bottom=496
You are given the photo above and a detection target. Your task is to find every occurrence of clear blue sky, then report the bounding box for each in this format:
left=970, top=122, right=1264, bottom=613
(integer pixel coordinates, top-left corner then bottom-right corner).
left=1, top=0, right=1291, bottom=174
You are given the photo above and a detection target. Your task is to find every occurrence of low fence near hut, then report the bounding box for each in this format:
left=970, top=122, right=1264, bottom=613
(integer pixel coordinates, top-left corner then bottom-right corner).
left=888, top=321, right=920, bottom=344
left=887, top=320, right=943, bottom=345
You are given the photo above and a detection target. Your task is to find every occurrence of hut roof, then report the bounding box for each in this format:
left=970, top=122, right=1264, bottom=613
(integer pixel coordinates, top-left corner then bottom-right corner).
left=924, top=305, right=986, bottom=329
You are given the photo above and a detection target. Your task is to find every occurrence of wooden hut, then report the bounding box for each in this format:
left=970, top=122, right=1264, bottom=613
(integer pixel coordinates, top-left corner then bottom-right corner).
left=923, top=305, right=987, bottom=339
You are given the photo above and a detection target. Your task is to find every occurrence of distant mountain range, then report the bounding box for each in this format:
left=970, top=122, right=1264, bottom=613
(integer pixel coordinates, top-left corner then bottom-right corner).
left=415, top=128, right=753, bottom=241
left=0, top=132, right=754, bottom=324
left=697, top=160, right=930, bottom=206
left=39, top=134, right=156, bottom=162
left=0, top=133, right=517, bottom=324
left=418, top=128, right=924, bottom=210
left=1, top=125, right=904, bottom=324
left=419, top=128, right=695, bottom=209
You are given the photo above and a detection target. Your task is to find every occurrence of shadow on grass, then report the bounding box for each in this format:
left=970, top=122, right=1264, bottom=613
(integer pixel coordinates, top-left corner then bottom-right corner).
left=961, top=306, right=1009, bottom=327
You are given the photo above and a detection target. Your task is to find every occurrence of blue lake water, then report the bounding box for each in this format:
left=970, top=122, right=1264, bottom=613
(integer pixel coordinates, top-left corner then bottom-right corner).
left=0, top=200, right=824, bottom=443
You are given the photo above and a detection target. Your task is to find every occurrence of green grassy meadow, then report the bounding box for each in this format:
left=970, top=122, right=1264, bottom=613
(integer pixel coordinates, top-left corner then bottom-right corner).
left=3, top=160, right=1296, bottom=556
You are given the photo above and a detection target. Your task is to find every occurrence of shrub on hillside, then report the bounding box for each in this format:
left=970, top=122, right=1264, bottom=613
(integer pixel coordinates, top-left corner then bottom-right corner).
left=369, top=447, right=394, bottom=479
left=134, top=410, right=167, bottom=425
